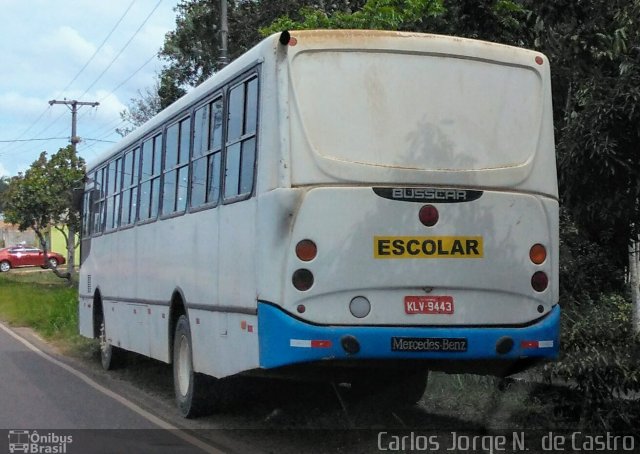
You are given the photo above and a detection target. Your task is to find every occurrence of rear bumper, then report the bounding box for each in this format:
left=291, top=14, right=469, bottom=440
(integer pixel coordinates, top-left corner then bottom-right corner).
left=258, top=303, right=560, bottom=369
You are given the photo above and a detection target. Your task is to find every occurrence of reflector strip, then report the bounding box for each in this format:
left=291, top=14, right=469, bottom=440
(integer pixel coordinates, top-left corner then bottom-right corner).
left=290, top=339, right=332, bottom=348
left=521, top=340, right=554, bottom=349
left=311, top=340, right=332, bottom=348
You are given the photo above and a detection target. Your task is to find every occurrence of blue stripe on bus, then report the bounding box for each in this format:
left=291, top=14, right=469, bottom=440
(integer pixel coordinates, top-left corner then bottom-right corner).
left=257, top=303, right=560, bottom=369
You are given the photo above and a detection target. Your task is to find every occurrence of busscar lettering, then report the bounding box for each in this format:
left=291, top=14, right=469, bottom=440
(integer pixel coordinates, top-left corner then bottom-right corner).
left=391, top=188, right=468, bottom=201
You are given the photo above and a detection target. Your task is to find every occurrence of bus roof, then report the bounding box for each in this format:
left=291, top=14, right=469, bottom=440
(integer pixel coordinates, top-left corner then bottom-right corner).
left=86, top=30, right=546, bottom=172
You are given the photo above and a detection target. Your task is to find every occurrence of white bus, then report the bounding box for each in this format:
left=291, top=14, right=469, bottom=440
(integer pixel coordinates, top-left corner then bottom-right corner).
left=79, top=30, right=560, bottom=417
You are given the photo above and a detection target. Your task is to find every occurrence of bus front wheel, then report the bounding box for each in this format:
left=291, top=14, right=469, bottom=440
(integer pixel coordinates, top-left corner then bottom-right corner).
left=173, top=315, right=215, bottom=418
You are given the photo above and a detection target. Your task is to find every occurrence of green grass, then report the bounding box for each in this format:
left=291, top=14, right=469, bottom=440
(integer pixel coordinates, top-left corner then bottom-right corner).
left=0, top=269, right=81, bottom=341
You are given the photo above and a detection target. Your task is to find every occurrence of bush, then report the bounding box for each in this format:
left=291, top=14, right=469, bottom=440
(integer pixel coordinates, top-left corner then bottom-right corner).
left=547, top=292, right=640, bottom=429
left=558, top=209, right=625, bottom=307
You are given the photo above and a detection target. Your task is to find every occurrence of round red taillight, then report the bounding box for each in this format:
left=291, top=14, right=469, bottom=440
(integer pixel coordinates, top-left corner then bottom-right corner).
left=535, top=55, right=544, bottom=65
left=295, top=240, right=317, bottom=261
left=531, top=271, right=548, bottom=292
left=419, top=205, right=439, bottom=227
left=529, top=244, right=547, bottom=265
left=292, top=269, right=314, bottom=291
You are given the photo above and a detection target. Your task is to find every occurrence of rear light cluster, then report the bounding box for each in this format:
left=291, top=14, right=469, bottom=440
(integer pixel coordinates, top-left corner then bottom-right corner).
left=293, top=240, right=316, bottom=293
left=529, top=243, right=548, bottom=292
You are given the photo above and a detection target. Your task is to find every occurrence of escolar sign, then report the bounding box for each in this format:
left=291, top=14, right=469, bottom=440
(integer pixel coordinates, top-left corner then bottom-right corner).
left=374, top=236, right=483, bottom=258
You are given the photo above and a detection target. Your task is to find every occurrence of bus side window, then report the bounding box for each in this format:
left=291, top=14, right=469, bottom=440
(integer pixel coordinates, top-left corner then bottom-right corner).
left=93, top=168, right=106, bottom=234
left=192, top=97, right=223, bottom=208
left=162, top=116, right=191, bottom=214
left=139, top=133, right=162, bottom=221
left=224, top=76, right=258, bottom=200
left=121, top=147, right=140, bottom=225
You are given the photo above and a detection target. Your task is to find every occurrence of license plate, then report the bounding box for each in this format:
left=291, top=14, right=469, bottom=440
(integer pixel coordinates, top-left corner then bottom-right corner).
left=391, top=337, right=468, bottom=352
left=404, top=296, right=454, bottom=314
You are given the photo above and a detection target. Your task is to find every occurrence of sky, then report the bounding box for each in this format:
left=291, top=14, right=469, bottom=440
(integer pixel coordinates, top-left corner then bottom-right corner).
left=0, top=0, right=181, bottom=177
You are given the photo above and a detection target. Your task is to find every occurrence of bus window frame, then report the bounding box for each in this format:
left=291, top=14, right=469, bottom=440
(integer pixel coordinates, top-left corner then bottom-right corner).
left=91, top=166, right=107, bottom=237
left=188, top=92, right=225, bottom=214
left=119, top=145, right=142, bottom=231
left=221, top=70, right=260, bottom=206
left=137, top=130, right=164, bottom=226
left=160, top=113, right=192, bottom=220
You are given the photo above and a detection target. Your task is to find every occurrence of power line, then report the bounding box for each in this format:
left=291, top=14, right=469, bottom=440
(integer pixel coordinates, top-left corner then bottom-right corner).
left=58, top=0, right=138, bottom=97
left=0, top=1, right=137, bottom=157
left=79, top=0, right=163, bottom=99
left=83, top=138, right=117, bottom=144
left=0, top=137, right=68, bottom=143
left=0, top=107, right=52, bottom=154
left=79, top=51, right=159, bottom=133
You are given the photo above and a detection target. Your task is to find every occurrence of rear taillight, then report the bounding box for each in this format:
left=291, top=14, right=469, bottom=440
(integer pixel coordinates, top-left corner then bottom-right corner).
left=295, top=240, right=317, bottom=261
left=529, top=244, right=546, bottom=264
left=531, top=271, right=548, bottom=292
left=292, top=269, right=314, bottom=291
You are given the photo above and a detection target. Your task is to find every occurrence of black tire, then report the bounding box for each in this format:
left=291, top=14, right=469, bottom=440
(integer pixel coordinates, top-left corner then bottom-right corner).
left=98, top=311, right=125, bottom=370
left=0, top=260, right=10, bottom=273
left=348, top=368, right=429, bottom=407
left=173, top=315, right=215, bottom=418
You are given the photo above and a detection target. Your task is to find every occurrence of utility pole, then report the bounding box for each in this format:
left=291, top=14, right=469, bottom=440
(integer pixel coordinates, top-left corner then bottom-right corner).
left=47, top=98, right=99, bottom=281
left=219, top=0, right=229, bottom=68
left=48, top=99, right=100, bottom=152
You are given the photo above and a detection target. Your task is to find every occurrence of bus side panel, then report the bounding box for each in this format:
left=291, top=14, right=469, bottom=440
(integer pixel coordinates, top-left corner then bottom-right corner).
left=218, top=199, right=258, bottom=312
left=79, top=296, right=93, bottom=338
left=190, top=310, right=260, bottom=378
left=255, top=188, right=306, bottom=305
left=188, top=198, right=260, bottom=377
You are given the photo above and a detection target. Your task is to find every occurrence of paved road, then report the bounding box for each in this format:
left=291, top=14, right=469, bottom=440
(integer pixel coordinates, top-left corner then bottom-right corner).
left=0, top=323, right=218, bottom=453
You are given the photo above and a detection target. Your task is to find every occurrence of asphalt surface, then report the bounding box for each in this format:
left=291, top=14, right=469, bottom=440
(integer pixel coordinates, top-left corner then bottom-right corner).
left=0, top=323, right=218, bottom=453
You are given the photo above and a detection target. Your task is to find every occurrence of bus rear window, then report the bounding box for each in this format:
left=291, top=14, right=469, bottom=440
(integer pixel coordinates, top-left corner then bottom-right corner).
left=291, top=51, right=543, bottom=172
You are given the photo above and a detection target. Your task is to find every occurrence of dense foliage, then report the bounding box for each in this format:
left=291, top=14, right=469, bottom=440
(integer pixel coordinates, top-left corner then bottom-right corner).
left=0, top=176, right=10, bottom=213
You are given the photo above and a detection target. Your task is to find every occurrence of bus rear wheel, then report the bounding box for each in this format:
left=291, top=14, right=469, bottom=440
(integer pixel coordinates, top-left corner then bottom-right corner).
left=99, top=314, right=125, bottom=370
left=173, top=315, right=215, bottom=418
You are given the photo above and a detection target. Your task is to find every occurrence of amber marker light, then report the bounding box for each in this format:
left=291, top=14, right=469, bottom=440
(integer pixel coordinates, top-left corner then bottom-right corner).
left=529, top=244, right=547, bottom=265
left=295, top=240, right=317, bottom=262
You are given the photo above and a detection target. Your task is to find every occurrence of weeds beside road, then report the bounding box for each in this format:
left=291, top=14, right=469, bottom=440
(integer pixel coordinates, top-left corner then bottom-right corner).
left=0, top=269, right=92, bottom=353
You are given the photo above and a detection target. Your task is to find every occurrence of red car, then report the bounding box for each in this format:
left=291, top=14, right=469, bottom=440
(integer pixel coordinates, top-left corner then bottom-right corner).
left=0, top=246, right=66, bottom=272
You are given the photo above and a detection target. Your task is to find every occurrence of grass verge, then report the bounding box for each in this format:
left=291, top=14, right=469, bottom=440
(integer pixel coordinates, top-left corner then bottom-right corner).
left=0, top=269, right=95, bottom=355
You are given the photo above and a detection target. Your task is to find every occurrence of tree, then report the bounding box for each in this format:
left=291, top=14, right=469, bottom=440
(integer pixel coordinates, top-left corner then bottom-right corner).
left=117, top=83, right=163, bottom=137
left=157, top=0, right=365, bottom=106
left=524, top=1, right=640, bottom=252
left=0, top=176, right=10, bottom=213
left=3, top=146, right=85, bottom=282
left=261, top=0, right=526, bottom=45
